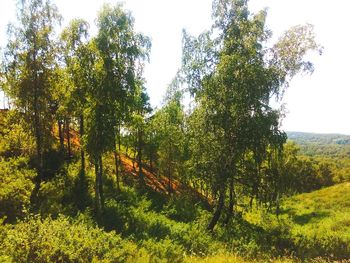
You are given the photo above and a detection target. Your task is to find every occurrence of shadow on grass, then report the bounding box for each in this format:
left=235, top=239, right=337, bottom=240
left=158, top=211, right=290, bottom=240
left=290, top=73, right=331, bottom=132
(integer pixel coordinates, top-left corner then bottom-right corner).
left=293, top=211, right=330, bottom=225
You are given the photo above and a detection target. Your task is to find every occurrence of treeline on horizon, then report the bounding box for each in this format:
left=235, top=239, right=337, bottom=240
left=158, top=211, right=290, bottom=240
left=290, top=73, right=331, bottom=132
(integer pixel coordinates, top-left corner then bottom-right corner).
left=3, top=0, right=349, bottom=261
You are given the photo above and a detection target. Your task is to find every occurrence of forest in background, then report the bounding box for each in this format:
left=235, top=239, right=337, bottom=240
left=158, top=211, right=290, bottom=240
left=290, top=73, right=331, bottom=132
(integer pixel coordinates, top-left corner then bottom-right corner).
left=1, top=0, right=349, bottom=262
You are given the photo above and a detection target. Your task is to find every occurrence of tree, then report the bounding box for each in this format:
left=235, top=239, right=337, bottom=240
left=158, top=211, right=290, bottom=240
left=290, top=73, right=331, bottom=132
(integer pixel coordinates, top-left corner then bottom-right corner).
left=129, top=84, right=152, bottom=187
left=182, top=0, right=321, bottom=231
left=60, top=18, right=90, bottom=173
left=152, top=88, right=186, bottom=194
left=81, top=39, right=107, bottom=214
left=80, top=3, right=151, bottom=212
left=2, top=0, right=61, bottom=205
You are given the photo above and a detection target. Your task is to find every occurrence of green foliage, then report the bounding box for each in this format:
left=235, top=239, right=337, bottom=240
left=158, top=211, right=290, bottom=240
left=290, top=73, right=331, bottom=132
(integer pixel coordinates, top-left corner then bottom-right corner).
left=287, top=131, right=350, bottom=183
left=38, top=167, right=75, bottom=217
left=141, top=238, right=184, bottom=263
left=0, top=157, right=35, bottom=222
left=2, top=0, right=62, bottom=175
left=0, top=110, right=35, bottom=158
left=151, top=94, right=186, bottom=191
left=99, top=187, right=218, bottom=256
left=37, top=161, right=95, bottom=217
left=0, top=214, right=146, bottom=263
left=269, top=142, right=335, bottom=195
left=162, top=195, right=200, bottom=222
left=182, top=0, right=320, bottom=231
left=102, top=192, right=180, bottom=241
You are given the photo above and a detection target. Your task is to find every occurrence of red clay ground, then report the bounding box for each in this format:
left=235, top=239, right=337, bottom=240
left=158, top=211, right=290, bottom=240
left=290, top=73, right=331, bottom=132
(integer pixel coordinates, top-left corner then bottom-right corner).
left=55, top=122, right=210, bottom=205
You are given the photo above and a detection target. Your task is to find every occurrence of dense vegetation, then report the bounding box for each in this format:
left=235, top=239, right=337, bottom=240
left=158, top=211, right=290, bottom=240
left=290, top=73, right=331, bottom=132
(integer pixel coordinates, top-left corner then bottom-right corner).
left=0, top=0, right=348, bottom=262
left=287, top=132, right=350, bottom=183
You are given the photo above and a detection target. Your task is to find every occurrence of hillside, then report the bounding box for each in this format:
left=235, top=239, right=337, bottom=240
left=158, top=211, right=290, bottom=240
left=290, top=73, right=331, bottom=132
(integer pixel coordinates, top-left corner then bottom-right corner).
left=287, top=131, right=350, bottom=145
left=287, top=131, right=350, bottom=158
left=282, top=182, right=350, bottom=232
left=280, top=183, right=350, bottom=258
left=186, top=183, right=350, bottom=262
left=243, top=183, right=350, bottom=260
left=0, top=0, right=346, bottom=261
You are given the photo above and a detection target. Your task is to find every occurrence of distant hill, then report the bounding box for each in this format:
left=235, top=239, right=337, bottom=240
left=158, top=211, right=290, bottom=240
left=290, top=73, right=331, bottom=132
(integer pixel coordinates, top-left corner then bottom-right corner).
left=286, top=131, right=350, bottom=158
left=287, top=131, right=350, bottom=145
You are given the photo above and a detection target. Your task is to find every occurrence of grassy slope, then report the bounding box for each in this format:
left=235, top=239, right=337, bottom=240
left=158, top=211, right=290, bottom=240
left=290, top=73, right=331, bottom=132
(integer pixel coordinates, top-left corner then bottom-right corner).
left=282, top=182, right=350, bottom=242
left=267, top=183, right=350, bottom=260
left=199, top=183, right=350, bottom=262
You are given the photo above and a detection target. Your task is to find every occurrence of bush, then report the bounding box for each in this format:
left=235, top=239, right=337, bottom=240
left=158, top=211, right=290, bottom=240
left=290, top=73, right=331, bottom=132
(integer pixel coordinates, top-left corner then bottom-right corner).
left=0, top=157, right=35, bottom=222
left=162, top=195, right=200, bottom=222
left=102, top=198, right=175, bottom=240
left=0, top=214, right=148, bottom=263
left=141, top=238, right=184, bottom=263
left=0, top=110, right=35, bottom=158
left=101, top=191, right=220, bottom=257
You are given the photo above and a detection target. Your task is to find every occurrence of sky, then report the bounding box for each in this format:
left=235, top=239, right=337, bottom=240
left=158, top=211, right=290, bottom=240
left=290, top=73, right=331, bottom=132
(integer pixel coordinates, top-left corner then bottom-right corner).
left=1, top=0, right=350, bottom=134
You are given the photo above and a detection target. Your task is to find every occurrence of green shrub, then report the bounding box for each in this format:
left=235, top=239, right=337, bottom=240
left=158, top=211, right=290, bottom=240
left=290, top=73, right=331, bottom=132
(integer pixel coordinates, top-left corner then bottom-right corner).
left=0, top=157, right=35, bottom=222
left=162, top=195, right=200, bottom=222
left=0, top=110, right=35, bottom=158
left=101, top=192, right=218, bottom=257
left=141, top=238, right=184, bottom=263
left=0, top=214, right=147, bottom=263
left=103, top=198, right=175, bottom=240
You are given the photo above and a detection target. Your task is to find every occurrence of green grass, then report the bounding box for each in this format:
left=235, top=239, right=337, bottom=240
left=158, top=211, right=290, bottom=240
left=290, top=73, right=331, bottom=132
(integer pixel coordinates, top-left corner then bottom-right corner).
left=245, top=183, right=350, bottom=260
left=2, top=152, right=350, bottom=262
left=283, top=182, right=350, bottom=234
left=283, top=183, right=350, bottom=259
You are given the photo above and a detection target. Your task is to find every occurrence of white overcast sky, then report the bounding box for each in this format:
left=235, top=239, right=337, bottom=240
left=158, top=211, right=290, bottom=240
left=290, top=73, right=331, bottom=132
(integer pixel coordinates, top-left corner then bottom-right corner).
left=1, top=0, right=350, bottom=134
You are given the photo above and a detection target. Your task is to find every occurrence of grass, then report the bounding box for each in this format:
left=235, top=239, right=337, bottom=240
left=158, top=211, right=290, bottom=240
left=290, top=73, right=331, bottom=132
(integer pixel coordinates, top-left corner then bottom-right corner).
left=244, top=183, right=350, bottom=260
left=2, top=151, right=350, bottom=262
left=282, top=183, right=350, bottom=236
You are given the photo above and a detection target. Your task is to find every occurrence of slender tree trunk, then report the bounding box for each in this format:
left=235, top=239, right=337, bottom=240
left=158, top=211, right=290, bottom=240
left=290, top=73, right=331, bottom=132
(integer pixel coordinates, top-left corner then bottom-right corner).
left=212, top=188, right=217, bottom=201
left=94, top=161, right=101, bottom=214
left=125, top=144, right=129, bottom=158
left=98, top=155, right=104, bottom=210
left=132, top=149, right=136, bottom=171
left=207, top=186, right=225, bottom=232
left=167, top=141, right=173, bottom=194
left=118, top=123, right=122, bottom=186
left=275, top=192, right=280, bottom=217
left=114, top=147, right=120, bottom=191
left=167, top=164, right=172, bottom=194
left=137, top=128, right=144, bottom=186
left=79, top=115, right=85, bottom=176
left=58, top=120, right=64, bottom=153
left=65, top=118, right=71, bottom=159
left=118, top=123, right=122, bottom=167
left=30, top=49, right=43, bottom=207
left=31, top=102, right=43, bottom=206
left=224, top=179, right=235, bottom=225
left=149, top=151, right=153, bottom=172
left=114, top=124, right=122, bottom=190
left=249, top=192, right=254, bottom=209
